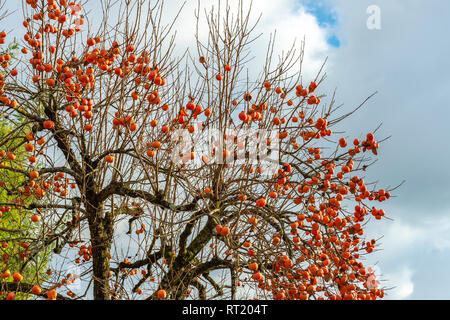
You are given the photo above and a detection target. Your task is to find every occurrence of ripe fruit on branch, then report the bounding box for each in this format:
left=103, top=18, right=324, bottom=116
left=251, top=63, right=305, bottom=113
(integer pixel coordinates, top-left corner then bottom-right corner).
left=256, top=198, right=266, bottom=207
left=307, top=96, right=319, bottom=105
left=269, top=191, right=278, bottom=199
left=249, top=262, right=258, bottom=271
left=243, top=241, right=251, bottom=248
left=1, top=269, right=11, bottom=279
left=32, top=285, right=42, bottom=295
left=157, top=289, right=167, bottom=299
left=47, top=289, right=57, bottom=300
left=238, top=194, right=247, bottom=201
left=151, top=141, right=162, bottom=149
left=105, top=155, right=114, bottom=163
left=25, top=132, right=35, bottom=141
left=43, top=120, right=55, bottom=130
left=30, top=171, right=39, bottom=179
left=13, top=272, right=23, bottom=282
left=220, top=226, right=230, bottom=236
left=252, top=272, right=263, bottom=281
left=248, top=217, right=258, bottom=225
left=46, top=78, right=55, bottom=87
left=308, top=81, right=318, bottom=92
left=25, top=143, right=35, bottom=152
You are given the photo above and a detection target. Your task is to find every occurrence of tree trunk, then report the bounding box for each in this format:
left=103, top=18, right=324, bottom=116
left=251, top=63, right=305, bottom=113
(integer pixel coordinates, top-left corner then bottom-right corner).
left=88, top=203, right=113, bottom=300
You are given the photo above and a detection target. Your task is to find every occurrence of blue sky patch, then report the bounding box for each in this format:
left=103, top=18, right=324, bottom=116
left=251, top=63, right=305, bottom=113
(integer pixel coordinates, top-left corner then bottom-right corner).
left=327, top=34, right=340, bottom=47
left=300, top=0, right=338, bottom=27
left=299, top=0, right=340, bottom=47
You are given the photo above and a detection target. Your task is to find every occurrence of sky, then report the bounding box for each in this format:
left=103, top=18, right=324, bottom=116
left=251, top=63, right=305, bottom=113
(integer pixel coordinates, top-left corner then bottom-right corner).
left=2, top=0, right=450, bottom=299
left=318, top=0, right=450, bottom=299
left=302, top=0, right=450, bottom=299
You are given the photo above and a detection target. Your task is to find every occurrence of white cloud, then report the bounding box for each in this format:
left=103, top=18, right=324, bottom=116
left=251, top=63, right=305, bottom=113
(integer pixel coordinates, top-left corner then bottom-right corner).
left=165, top=0, right=330, bottom=80
left=374, top=212, right=450, bottom=258
left=320, top=0, right=450, bottom=299
left=364, top=209, right=450, bottom=299
left=383, top=266, right=414, bottom=300
left=255, top=3, right=330, bottom=78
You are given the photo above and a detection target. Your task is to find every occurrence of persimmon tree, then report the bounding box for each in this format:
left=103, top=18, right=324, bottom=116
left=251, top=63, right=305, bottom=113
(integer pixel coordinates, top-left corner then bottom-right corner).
left=0, top=0, right=394, bottom=300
